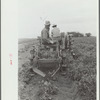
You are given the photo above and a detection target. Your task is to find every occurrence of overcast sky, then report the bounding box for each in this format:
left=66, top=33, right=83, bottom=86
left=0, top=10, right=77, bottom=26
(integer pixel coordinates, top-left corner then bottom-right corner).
left=18, top=0, right=98, bottom=38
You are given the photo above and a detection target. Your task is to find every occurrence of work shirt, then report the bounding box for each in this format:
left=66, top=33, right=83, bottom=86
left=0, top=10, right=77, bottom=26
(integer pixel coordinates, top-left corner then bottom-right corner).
left=41, top=27, right=49, bottom=39
left=51, top=27, right=60, bottom=38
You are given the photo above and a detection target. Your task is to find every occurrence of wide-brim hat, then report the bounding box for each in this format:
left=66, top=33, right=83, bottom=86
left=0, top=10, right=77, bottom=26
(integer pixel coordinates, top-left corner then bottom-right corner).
left=45, top=21, right=51, bottom=25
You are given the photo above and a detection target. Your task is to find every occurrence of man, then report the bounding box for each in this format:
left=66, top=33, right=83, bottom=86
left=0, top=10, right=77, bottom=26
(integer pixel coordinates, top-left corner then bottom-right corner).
left=41, top=21, right=53, bottom=45
left=51, top=24, right=61, bottom=50
left=51, top=24, right=61, bottom=41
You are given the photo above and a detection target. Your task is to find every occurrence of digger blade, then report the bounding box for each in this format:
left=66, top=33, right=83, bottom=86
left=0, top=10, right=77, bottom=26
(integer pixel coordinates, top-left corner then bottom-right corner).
left=51, top=64, right=61, bottom=77
left=32, top=67, right=46, bottom=77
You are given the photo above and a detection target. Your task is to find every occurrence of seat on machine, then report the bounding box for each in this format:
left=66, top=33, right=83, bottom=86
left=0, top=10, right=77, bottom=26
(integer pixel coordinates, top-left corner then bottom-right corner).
left=37, top=36, right=58, bottom=50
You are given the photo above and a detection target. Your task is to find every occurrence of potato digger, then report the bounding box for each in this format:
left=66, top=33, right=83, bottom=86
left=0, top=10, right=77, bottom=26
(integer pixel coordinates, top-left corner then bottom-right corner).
left=29, top=33, right=76, bottom=80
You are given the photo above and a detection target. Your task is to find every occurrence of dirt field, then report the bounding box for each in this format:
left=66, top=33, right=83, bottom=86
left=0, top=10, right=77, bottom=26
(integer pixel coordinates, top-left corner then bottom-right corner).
left=18, top=37, right=96, bottom=100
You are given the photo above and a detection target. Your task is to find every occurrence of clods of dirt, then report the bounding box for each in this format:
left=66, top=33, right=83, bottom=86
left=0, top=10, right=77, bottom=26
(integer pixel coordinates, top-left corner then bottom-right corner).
left=35, top=81, right=58, bottom=100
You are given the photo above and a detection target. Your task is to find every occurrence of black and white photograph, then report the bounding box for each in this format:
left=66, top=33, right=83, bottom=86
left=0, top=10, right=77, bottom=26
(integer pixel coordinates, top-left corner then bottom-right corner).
left=18, top=0, right=98, bottom=100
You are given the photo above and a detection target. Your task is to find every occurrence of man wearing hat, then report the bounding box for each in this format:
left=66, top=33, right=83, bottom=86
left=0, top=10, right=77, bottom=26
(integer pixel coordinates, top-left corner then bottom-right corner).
left=51, top=24, right=61, bottom=48
left=51, top=24, right=61, bottom=41
left=41, top=21, right=53, bottom=45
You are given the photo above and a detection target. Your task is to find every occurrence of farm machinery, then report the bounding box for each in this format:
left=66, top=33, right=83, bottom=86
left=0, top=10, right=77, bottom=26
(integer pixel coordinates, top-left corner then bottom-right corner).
left=29, top=33, right=76, bottom=79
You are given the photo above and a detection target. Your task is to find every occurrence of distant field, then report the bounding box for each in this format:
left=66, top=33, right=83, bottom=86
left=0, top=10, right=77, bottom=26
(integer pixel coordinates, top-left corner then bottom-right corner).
left=19, top=36, right=96, bottom=44
left=73, top=36, right=96, bottom=44
left=18, top=38, right=37, bottom=44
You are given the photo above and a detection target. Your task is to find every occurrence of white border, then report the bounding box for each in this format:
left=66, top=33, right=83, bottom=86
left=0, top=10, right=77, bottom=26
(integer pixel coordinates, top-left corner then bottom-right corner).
left=1, top=0, right=18, bottom=100
left=96, top=0, right=99, bottom=100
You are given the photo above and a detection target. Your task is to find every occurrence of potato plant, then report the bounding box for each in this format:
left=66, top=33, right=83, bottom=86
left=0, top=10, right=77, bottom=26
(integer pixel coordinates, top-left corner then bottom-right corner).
left=66, top=37, right=96, bottom=100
